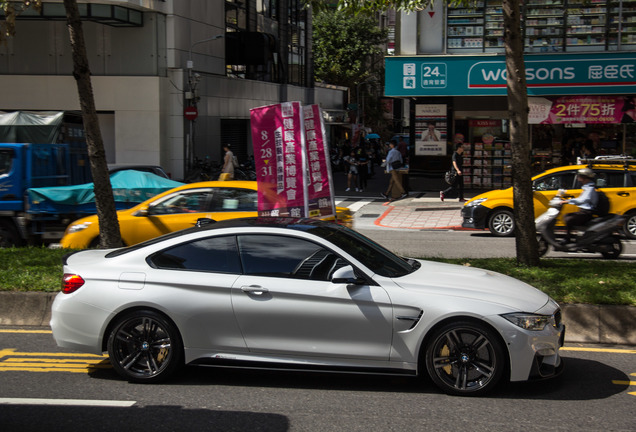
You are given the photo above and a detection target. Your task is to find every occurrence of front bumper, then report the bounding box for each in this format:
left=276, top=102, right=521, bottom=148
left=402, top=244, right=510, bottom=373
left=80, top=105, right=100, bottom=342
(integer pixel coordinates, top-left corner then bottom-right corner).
left=461, top=204, right=489, bottom=229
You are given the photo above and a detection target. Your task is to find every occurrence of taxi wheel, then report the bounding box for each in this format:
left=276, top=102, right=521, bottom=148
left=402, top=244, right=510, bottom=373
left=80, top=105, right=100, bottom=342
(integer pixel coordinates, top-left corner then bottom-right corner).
left=488, top=209, right=515, bottom=237
left=624, top=211, right=636, bottom=240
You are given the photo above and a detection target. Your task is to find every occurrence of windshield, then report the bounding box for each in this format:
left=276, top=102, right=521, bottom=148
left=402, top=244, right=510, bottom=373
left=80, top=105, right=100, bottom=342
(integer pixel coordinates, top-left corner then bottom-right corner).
left=305, top=224, right=419, bottom=278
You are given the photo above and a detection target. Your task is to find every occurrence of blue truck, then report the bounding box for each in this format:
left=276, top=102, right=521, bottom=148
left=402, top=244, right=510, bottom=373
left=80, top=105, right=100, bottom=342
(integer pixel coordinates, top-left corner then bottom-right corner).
left=0, top=111, right=181, bottom=247
left=0, top=111, right=92, bottom=246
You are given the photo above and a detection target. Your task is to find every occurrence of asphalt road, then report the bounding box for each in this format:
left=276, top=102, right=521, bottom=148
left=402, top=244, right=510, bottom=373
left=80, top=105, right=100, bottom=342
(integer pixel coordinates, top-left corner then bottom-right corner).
left=356, top=227, right=636, bottom=260
left=0, top=329, right=634, bottom=431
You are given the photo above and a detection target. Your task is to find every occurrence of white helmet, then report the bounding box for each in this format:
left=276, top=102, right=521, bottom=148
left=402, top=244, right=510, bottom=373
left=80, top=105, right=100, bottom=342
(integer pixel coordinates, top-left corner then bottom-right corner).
left=577, top=168, right=595, bottom=179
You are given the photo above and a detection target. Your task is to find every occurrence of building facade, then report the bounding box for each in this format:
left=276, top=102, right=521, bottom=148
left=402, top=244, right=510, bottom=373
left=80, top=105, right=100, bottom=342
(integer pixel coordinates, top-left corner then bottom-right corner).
left=387, top=1, right=636, bottom=189
left=0, top=0, right=347, bottom=180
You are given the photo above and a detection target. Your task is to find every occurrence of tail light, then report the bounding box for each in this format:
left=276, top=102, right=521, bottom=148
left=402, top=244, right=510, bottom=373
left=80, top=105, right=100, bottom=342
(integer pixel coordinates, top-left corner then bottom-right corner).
left=62, top=274, right=85, bottom=294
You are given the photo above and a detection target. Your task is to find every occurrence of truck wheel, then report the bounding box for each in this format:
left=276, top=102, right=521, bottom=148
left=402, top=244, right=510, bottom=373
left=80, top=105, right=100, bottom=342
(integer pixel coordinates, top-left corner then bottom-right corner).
left=488, top=209, right=515, bottom=237
left=624, top=211, right=636, bottom=240
left=0, top=223, right=21, bottom=248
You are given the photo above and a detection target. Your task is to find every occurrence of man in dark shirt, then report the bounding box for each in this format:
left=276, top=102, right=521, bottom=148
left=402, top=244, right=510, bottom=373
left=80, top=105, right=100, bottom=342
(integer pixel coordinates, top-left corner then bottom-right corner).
left=441, top=143, right=465, bottom=202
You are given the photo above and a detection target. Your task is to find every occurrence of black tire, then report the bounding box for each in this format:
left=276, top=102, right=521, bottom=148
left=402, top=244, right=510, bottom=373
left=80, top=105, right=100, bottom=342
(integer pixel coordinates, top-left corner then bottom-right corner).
left=424, top=321, right=506, bottom=396
left=624, top=211, right=636, bottom=240
left=601, top=236, right=623, bottom=259
left=488, top=209, right=515, bottom=237
left=107, top=310, right=183, bottom=383
left=0, top=222, right=21, bottom=248
left=537, top=235, right=549, bottom=257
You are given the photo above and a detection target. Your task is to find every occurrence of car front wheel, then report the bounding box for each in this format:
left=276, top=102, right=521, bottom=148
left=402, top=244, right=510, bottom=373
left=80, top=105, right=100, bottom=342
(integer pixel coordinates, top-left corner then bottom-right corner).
left=488, top=209, right=515, bottom=237
left=107, top=310, right=183, bottom=383
left=424, top=321, right=506, bottom=396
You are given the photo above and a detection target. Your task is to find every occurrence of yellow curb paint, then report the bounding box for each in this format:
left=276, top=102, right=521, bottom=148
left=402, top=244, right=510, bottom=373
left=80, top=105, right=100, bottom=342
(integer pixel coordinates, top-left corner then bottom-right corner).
left=561, top=347, right=636, bottom=354
left=0, top=330, right=52, bottom=334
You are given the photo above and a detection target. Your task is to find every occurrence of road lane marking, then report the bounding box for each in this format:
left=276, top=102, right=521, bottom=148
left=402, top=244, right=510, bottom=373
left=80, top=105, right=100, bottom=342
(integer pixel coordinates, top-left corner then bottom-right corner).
left=0, top=348, right=111, bottom=373
left=0, top=398, right=135, bottom=407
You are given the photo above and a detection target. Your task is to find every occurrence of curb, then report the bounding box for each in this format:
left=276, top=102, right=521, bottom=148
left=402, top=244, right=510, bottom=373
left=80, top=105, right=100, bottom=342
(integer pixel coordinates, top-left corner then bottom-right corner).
left=1, top=292, right=634, bottom=345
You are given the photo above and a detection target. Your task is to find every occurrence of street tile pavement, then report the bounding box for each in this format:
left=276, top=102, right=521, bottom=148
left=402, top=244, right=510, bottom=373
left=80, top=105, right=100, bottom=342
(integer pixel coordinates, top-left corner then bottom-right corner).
left=374, top=198, right=466, bottom=230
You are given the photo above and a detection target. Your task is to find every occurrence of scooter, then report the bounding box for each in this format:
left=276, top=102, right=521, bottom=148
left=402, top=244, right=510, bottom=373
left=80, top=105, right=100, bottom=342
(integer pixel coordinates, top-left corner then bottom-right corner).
left=535, top=190, right=626, bottom=258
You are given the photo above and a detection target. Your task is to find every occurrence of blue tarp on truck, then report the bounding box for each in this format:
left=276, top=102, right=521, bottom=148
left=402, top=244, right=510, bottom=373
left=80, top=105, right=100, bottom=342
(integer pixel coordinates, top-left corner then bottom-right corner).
left=27, top=170, right=183, bottom=214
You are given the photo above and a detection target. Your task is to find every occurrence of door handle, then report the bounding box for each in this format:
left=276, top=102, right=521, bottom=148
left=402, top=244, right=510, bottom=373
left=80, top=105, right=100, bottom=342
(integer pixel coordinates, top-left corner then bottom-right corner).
left=617, top=192, right=630, bottom=197
left=241, top=285, right=269, bottom=295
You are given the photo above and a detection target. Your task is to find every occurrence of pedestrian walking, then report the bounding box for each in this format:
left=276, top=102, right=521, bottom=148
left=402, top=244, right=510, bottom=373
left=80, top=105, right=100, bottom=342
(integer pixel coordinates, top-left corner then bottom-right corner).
left=220, top=144, right=235, bottom=180
left=381, top=140, right=407, bottom=201
left=344, top=150, right=360, bottom=192
left=441, top=143, right=465, bottom=202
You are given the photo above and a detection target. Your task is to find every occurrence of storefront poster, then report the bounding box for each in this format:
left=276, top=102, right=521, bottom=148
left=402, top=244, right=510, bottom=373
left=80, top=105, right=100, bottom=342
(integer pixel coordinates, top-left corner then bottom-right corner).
left=250, top=102, right=308, bottom=217
left=415, top=104, right=447, bottom=156
left=529, top=96, right=636, bottom=124
left=302, top=104, right=336, bottom=219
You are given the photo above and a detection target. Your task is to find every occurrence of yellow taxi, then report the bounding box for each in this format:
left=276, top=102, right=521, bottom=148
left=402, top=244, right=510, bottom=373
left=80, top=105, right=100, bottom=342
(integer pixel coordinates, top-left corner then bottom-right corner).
left=61, top=180, right=351, bottom=249
left=461, top=157, right=636, bottom=239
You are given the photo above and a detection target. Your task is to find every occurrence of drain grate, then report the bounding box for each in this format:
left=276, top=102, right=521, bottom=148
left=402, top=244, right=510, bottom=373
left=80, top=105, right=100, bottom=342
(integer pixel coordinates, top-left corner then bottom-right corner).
left=360, top=214, right=381, bottom=218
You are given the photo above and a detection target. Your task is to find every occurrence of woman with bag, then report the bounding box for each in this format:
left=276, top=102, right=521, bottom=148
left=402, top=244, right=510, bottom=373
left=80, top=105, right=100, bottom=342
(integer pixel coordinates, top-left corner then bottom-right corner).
left=381, top=140, right=407, bottom=201
left=441, top=143, right=465, bottom=202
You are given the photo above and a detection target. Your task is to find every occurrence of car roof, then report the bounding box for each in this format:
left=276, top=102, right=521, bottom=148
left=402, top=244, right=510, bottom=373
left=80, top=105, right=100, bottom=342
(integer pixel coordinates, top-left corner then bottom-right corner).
left=105, top=217, right=343, bottom=257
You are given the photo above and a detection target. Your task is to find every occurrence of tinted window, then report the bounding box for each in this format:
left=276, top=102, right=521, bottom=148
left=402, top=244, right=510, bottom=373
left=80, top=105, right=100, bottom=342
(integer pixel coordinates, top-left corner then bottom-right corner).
left=238, top=235, right=345, bottom=281
left=594, top=171, right=626, bottom=188
left=209, top=188, right=257, bottom=212
left=533, top=172, right=577, bottom=191
left=149, top=235, right=241, bottom=273
left=149, top=191, right=210, bottom=215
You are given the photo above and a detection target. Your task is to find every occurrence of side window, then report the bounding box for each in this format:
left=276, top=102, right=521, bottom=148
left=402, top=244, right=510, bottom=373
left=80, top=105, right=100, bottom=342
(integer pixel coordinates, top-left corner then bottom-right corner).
left=208, top=188, right=258, bottom=212
left=149, top=235, right=241, bottom=273
left=533, top=172, right=576, bottom=191
left=238, top=235, right=346, bottom=281
left=149, top=191, right=210, bottom=215
left=595, top=171, right=626, bottom=188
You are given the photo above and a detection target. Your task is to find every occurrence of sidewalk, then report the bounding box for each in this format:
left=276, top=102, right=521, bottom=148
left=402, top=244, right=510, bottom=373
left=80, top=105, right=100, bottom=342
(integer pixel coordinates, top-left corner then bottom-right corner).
left=333, top=168, right=474, bottom=231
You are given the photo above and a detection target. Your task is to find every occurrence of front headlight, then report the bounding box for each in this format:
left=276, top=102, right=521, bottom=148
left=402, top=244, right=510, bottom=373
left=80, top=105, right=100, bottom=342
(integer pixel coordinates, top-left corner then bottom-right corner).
left=502, top=313, right=551, bottom=331
left=466, top=197, right=487, bottom=207
left=66, top=221, right=92, bottom=234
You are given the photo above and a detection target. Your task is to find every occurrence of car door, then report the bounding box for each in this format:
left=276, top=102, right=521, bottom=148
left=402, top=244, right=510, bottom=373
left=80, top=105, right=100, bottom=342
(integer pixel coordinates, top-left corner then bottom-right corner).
left=532, top=170, right=577, bottom=222
left=230, top=234, right=394, bottom=361
left=123, top=189, right=214, bottom=245
left=145, top=235, right=247, bottom=353
left=595, top=169, right=633, bottom=215
left=123, top=187, right=258, bottom=245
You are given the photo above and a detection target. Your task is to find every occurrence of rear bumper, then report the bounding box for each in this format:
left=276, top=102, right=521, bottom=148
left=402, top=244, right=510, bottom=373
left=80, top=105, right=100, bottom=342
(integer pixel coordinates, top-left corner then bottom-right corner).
left=461, top=205, right=489, bottom=229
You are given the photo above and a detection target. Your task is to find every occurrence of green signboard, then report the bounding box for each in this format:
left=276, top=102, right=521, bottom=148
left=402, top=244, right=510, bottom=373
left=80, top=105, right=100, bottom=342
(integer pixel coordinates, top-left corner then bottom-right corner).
left=385, top=53, right=636, bottom=97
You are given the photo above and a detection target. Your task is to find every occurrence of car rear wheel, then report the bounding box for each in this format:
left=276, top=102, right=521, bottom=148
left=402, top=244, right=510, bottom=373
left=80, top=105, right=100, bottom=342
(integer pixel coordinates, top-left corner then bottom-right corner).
left=425, top=321, right=505, bottom=396
left=601, top=236, right=623, bottom=259
left=107, top=310, right=183, bottom=383
left=488, top=209, right=515, bottom=237
left=624, top=211, right=636, bottom=240
left=537, top=235, right=549, bottom=257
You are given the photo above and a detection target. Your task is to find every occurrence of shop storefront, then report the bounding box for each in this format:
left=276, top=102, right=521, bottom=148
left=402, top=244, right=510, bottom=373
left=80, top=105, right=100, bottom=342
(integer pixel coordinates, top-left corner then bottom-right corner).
left=386, top=52, right=636, bottom=188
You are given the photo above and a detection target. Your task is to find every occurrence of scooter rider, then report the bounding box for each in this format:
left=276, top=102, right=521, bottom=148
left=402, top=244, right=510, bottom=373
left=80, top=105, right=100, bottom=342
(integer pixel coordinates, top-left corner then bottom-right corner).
left=562, top=168, right=598, bottom=244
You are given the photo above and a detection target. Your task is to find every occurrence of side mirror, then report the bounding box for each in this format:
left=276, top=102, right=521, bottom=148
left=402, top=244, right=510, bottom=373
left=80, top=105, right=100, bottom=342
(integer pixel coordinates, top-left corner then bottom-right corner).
left=331, top=265, right=365, bottom=285
left=135, top=206, right=149, bottom=216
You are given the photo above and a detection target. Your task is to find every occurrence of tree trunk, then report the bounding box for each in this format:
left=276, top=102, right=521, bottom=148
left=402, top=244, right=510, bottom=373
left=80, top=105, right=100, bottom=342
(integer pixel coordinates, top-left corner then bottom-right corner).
left=503, top=0, right=539, bottom=266
left=63, top=0, right=122, bottom=248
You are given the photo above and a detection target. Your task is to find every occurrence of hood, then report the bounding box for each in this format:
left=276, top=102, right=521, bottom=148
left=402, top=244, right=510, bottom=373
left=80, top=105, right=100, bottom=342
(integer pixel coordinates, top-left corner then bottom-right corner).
left=394, top=260, right=549, bottom=312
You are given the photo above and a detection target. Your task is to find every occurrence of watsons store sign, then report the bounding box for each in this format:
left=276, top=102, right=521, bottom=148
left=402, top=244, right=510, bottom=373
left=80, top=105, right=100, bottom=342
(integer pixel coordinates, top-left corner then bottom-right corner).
left=385, top=53, right=636, bottom=97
